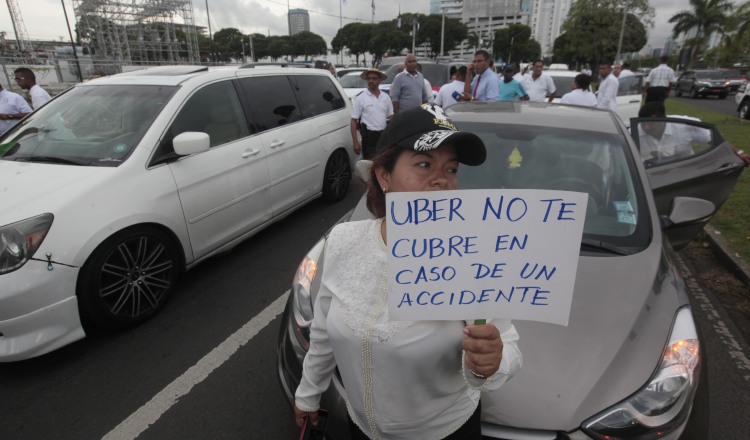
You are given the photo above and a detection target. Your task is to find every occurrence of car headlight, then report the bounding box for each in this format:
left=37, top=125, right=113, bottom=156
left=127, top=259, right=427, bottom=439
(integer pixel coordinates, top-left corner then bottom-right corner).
left=291, top=238, right=326, bottom=350
left=695, top=81, right=709, bottom=86
left=0, top=213, right=54, bottom=275
left=582, top=307, right=700, bottom=439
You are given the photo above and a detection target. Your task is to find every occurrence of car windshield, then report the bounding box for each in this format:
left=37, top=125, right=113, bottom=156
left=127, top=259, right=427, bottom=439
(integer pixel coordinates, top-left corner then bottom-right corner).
left=339, top=74, right=367, bottom=88
left=382, top=63, right=449, bottom=88
left=720, top=70, right=742, bottom=78
left=696, top=71, right=726, bottom=79
left=455, top=122, right=650, bottom=252
left=0, top=84, right=176, bottom=167
left=549, top=75, right=576, bottom=95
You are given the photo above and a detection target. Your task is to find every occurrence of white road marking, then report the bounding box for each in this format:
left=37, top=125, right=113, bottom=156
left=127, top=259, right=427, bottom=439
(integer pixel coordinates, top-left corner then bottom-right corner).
left=102, top=292, right=289, bottom=440
left=676, top=255, right=750, bottom=382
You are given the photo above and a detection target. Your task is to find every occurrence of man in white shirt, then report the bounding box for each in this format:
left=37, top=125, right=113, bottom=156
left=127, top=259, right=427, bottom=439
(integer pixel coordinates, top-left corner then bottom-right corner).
left=0, top=84, right=33, bottom=135
left=15, top=67, right=52, bottom=109
left=522, top=60, right=556, bottom=102
left=596, top=63, right=619, bottom=112
left=644, top=56, right=676, bottom=103
left=351, top=68, right=394, bottom=159
left=435, top=66, right=467, bottom=109
left=560, top=74, right=597, bottom=107
left=636, top=101, right=713, bottom=163
left=619, top=62, right=635, bottom=78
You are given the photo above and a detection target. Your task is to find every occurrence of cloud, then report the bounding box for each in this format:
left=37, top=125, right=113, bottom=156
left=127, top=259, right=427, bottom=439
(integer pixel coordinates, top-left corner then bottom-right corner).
left=2, top=0, right=698, bottom=53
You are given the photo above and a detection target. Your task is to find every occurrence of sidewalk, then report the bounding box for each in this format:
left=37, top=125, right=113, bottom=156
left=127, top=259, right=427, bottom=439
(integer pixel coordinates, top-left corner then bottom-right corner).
left=704, top=224, right=750, bottom=287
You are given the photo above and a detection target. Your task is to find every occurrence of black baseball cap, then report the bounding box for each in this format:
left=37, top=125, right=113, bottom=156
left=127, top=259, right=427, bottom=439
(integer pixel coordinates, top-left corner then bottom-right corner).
left=375, top=104, right=486, bottom=166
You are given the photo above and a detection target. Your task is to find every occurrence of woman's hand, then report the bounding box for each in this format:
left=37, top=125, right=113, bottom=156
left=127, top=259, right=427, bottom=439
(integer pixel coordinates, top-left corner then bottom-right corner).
left=462, top=324, right=503, bottom=378
left=294, top=405, right=319, bottom=429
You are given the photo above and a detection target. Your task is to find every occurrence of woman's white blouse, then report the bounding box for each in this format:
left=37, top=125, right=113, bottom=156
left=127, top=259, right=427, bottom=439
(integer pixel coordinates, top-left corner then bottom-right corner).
left=295, top=219, right=522, bottom=439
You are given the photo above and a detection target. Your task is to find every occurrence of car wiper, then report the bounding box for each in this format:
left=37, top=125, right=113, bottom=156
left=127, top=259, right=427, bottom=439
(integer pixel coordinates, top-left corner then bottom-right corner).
left=580, top=238, right=641, bottom=256
left=15, top=155, right=91, bottom=166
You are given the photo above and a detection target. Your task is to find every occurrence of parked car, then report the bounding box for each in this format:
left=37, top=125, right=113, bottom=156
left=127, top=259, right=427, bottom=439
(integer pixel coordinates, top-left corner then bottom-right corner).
left=337, top=71, right=369, bottom=101
left=735, top=82, right=750, bottom=119
left=278, top=102, right=745, bottom=439
left=718, top=68, right=747, bottom=94
left=0, top=65, right=355, bottom=361
left=547, top=70, right=643, bottom=126
left=335, top=67, right=369, bottom=79
left=674, top=70, right=732, bottom=99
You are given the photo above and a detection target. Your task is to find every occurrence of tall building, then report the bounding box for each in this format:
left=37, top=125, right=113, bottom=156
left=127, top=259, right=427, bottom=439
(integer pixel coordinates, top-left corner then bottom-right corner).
left=288, top=8, right=310, bottom=35
left=529, top=0, right=571, bottom=57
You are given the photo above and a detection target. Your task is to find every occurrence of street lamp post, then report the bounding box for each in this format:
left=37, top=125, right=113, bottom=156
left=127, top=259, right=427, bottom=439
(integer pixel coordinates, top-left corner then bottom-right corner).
left=440, top=9, right=445, bottom=57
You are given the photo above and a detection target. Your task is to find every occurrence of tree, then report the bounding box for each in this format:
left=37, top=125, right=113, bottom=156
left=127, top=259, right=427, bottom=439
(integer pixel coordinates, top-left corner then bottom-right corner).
left=268, top=36, right=291, bottom=61
left=370, top=20, right=410, bottom=66
left=290, top=31, right=327, bottom=60
left=213, top=28, right=244, bottom=62
left=669, top=0, right=733, bottom=69
left=417, top=14, right=468, bottom=58
left=494, top=24, right=540, bottom=63
left=555, top=0, right=650, bottom=78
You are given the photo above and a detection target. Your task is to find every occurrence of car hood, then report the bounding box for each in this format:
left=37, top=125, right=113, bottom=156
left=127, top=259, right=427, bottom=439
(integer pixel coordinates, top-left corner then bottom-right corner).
left=0, top=160, right=114, bottom=225
left=481, top=242, right=681, bottom=431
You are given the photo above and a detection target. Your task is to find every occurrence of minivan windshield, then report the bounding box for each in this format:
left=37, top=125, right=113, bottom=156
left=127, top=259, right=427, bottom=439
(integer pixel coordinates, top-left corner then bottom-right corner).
left=0, top=84, right=176, bottom=166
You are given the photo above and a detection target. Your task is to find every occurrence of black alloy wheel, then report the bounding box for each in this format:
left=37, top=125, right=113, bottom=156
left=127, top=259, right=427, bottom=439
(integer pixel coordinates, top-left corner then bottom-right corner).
left=77, top=227, right=181, bottom=329
left=321, top=149, right=352, bottom=202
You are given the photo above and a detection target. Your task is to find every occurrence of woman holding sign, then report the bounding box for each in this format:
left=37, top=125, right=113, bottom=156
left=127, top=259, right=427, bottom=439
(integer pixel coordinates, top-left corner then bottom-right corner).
left=294, top=104, right=522, bottom=439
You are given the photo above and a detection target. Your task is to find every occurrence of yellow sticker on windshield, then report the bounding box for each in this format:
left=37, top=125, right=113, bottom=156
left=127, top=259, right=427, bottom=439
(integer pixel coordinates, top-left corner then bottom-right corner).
left=508, top=146, right=523, bottom=169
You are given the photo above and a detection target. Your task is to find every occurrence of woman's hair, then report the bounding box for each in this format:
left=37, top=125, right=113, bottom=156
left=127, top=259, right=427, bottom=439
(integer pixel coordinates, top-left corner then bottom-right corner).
left=575, top=73, right=592, bottom=90
left=366, top=147, right=406, bottom=218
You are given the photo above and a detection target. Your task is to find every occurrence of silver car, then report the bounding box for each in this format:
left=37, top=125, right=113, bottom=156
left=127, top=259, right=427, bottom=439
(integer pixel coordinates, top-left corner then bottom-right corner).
left=277, top=102, right=744, bottom=439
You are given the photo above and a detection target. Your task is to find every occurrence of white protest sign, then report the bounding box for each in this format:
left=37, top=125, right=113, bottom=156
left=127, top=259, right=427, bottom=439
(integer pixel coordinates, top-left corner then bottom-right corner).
left=386, top=189, right=587, bottom=326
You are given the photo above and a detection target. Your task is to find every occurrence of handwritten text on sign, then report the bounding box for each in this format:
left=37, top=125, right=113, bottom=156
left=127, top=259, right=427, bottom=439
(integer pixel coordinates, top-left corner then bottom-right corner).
left=386, top=189, right=587, bottom=326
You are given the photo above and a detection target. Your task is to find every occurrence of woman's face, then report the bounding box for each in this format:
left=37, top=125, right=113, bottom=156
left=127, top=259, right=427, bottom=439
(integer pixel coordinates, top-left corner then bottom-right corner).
left=376, top=144, right=459, bottom=193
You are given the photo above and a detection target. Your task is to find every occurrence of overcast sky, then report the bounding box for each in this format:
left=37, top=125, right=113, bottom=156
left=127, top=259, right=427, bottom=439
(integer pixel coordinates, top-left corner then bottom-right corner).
left=1, top=0, right=695, bottom=53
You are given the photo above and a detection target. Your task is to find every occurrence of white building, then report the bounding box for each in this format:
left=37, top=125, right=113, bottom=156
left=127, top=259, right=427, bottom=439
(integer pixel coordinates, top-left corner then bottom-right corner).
left=288, top=9, right=310, bottom=35
left=529, top=0, right=571, bottom=58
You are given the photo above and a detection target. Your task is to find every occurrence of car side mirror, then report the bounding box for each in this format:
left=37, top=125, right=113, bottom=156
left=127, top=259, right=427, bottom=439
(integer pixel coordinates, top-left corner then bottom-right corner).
left=354, top=159, right=372, bottom=183
left=660, top=196, right=715, bottom=228
left=173, top=131, right=210, bottom=156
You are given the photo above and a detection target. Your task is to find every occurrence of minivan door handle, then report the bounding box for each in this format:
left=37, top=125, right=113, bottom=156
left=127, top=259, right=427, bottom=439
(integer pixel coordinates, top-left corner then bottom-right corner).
left=269, top=140, right=286, bottom=148
left=242, top=149, right=260, bottom=158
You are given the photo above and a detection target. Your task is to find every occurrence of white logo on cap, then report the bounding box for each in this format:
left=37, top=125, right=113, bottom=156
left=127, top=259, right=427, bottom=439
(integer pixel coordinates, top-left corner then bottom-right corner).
left=415, top=130, right=453, bottom=151
left=421, top=104, right=450, bottom=122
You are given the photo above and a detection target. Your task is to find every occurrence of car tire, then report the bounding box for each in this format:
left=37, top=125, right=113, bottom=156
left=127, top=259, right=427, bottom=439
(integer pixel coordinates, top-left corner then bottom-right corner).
left=689, top=88, right=698, bottom=99
left=77, top=226, right=181, bottom=329
left=676, top=87, right=682, bottom=97
left=321, top=149, right=351, bottom=203
left=719, top=94, right=727, bottom=100
left=740, top=100, right=750, bottom=120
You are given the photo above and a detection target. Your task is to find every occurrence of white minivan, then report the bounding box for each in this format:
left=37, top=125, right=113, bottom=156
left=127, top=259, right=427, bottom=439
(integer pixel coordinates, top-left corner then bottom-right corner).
left=0, top=65, right=355, bottom=361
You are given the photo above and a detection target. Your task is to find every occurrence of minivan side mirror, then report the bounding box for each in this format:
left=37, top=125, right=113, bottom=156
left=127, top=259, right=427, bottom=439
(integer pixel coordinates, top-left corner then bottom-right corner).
left=173, top=131, right=210, bottom=156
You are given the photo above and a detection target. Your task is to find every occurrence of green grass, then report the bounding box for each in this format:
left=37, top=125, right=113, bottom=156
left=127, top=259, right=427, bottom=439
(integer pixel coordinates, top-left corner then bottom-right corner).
left=664, top=99, right=750, bottom=260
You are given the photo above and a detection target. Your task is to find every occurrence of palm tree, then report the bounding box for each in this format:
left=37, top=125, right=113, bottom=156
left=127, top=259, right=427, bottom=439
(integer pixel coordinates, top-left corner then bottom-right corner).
left=668, top=0, right=733, bottom=68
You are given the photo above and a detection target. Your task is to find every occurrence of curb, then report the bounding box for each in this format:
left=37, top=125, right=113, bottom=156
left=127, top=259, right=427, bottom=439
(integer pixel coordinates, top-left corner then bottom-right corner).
left=704, top=224, right=750, bottom=288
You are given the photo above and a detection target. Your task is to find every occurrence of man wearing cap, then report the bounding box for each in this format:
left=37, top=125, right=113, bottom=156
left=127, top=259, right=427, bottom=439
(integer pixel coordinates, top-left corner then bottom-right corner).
left=435, top=66, right=467, bottom=109
left=460, top=50, right=500, bottom=102
left=521, top=60, right=556, bottom=102
left=390, top=53, right=430, bottom=115
left=351, top=68, right=394, bottom=159
left=499, top=64, right=529, bottom=101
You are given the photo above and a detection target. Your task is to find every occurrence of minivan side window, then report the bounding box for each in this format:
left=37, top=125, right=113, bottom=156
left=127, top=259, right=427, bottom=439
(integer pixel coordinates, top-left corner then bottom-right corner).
left=237, top=76, right=302, bottom=133
left=151, top=80, right=247, bottom=164
left=290, top=75, right=346, bottom=118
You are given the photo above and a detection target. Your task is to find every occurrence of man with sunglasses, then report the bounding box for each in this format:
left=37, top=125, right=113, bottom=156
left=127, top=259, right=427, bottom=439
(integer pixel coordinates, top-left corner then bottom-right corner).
left=351, top=68, right=394, bottom=159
